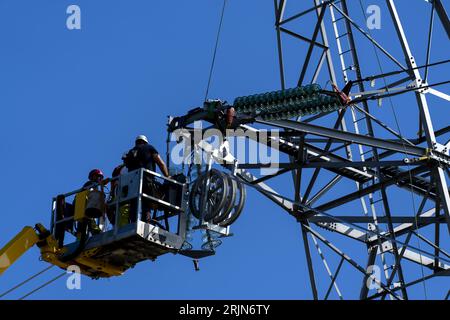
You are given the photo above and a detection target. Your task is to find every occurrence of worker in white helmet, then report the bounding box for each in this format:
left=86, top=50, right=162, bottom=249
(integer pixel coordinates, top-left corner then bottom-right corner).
left=123, top=135, right=169, bottom=176
left=123, top=135, right=170, bottom=223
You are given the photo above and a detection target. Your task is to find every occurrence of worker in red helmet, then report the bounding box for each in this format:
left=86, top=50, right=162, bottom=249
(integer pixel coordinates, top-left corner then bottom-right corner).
left=53, top=168, right=104, bottom=246
left=78, top=168, right=105, bottom=236
left=83, top=169, right=104, bottom=190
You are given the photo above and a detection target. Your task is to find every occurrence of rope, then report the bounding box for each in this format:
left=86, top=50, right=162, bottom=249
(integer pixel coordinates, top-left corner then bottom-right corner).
left=352, top=59, right=450, bottom=84
left=18, top=272, right=66, bottom=300
left=358, top=0, right=428, bottom=300
left=424, top=1, right=435, bottom=83
left=352, top=80, right=450, bottom=103
left=0, top=265, right=54, bottom=299
left=204, top=0, right=228, bottom=102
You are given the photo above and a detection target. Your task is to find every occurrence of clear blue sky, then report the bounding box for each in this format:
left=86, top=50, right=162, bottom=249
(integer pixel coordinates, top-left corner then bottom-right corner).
left=0, top=0, right=448, bottom=299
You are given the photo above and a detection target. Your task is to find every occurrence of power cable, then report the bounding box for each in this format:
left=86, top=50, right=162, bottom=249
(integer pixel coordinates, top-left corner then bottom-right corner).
left=0, top=265, right=54, bottom=299
left=204, top=0, right=228, bottom=102
left=352, top=59, right=450, bottom=84
left=352, top=80, right=450, bottom=103
left=18, top=271, right=66, bottom=300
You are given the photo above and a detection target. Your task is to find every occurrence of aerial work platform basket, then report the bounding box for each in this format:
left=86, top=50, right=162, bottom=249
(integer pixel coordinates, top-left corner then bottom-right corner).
left=48, top=168, right=188, bottom=278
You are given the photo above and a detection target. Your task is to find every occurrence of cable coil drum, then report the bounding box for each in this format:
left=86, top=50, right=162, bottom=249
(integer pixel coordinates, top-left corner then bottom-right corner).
left=189, top=169, right=246, bottom=227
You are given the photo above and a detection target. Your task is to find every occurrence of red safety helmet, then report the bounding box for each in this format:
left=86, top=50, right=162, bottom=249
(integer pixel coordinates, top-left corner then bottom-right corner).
left=88, top=169, right=104, bottom=181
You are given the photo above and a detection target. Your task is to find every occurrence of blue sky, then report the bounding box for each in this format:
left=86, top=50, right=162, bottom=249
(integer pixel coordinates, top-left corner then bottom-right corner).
left=0, top=0, right=449, bottom=299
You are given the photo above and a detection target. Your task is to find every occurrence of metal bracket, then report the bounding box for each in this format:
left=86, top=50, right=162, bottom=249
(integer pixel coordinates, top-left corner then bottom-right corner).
left=427, top=148, right=450, bottom=165
left=432, top=142, right=449, bottom=155
left=193, top=222, right=232, bottom=237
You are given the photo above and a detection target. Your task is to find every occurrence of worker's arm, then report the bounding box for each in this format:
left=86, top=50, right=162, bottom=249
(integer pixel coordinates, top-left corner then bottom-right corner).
left=153, top=153, right=170, bottom=177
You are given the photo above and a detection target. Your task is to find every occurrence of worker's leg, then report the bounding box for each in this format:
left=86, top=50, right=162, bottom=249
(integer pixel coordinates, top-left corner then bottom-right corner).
left=106, top=203, right=116, bottom=226
left=141, top=176, right=155, bottom=223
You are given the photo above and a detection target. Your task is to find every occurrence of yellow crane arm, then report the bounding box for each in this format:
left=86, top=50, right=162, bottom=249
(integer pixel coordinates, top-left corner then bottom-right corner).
left=0, top=221, right=123, bottom=278
left=0, top=226, right=40, bottom=275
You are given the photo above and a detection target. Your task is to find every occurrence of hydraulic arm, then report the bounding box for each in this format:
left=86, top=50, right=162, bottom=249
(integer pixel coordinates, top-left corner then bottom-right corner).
left=0, top=224, right=55, bottom=275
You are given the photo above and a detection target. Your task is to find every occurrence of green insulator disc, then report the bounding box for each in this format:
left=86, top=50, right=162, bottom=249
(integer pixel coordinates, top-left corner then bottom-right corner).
left=295, top=86, right=305, bottom=98
left=306, top=107, right=316, bottom=115
left=260, top=102, right=268, bottom=112
left=289, top=101, right=301, bottom=111
left=277, top=90, right=286, bottom=102
left=269, top=103, right=279, bottom=113
left=272, top=91, right=281, bottom=102
left=302, top=84, right=312, bottom=96
left=330, top=103, right=340, bottom=111
left=316, top=95, right=326, bottom=104
left=241, top=96, right=250, bottom=107
left=309, top=84, right=321, bottom=96
left=270, top=92, right=279, bottom=104
left=287, top=88, right=297, bottom=99
left=304, top=97, right=316, bottom=107
left=249, top=104, right=258, bottom=113
left=253, top=94, right=262, bottom=104
left=286, top=101, right=296, bottom=111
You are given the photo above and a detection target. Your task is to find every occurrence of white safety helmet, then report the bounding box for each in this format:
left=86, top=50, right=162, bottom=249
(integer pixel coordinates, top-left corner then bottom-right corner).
left=135, top=135, right=149, bottom=144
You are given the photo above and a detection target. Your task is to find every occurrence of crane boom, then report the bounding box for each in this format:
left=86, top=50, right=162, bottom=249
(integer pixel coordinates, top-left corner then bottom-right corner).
left=0, top=226, right=40, bottom=275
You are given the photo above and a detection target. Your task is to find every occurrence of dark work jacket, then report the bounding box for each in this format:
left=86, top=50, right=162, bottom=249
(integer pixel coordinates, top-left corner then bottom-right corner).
left=125, top=143, right=158, bottom=172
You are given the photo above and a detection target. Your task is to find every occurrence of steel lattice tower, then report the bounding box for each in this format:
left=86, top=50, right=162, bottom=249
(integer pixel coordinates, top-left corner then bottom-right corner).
left=238, top=0, right=450, bottom=299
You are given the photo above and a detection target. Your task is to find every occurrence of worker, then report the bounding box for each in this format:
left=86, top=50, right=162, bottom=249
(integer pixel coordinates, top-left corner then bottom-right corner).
left=106, top=163, right=129, bottom=226
left=54, top=169, right=105, bottom=246
left=124, top=135, right=170, bottom=223
left=78, top=168, right=105, bottom=236
left=110, top=164, right=127, bottom=195
left=124, top=135, right=169, bottom=177
left=83, top=169, right=104, bottom=189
